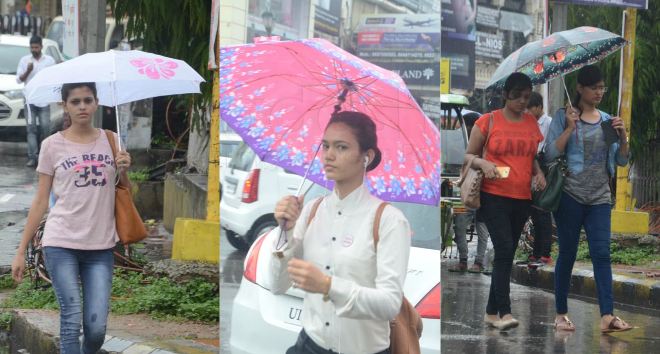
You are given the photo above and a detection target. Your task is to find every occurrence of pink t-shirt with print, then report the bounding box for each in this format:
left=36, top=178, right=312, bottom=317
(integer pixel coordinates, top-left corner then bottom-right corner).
left=37, top=129, right=119, bottom=250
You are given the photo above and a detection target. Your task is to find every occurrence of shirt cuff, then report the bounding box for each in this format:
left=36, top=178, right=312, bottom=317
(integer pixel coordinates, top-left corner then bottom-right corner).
left=327, top=275, right=352, bottom=308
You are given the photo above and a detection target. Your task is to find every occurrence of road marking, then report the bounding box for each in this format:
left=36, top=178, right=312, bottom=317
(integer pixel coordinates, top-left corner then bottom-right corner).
left=0, top=194, right=16, bottom=203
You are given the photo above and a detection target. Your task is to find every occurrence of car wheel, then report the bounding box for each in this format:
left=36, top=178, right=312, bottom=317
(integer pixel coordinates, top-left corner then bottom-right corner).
left=225, top=230, right=250, bottom=252
left=249, top=218, right=278, bottom=244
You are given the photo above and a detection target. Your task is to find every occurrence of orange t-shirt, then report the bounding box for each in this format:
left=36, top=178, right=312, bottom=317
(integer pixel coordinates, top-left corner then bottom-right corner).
left=474, top=109, right=542, bottom=200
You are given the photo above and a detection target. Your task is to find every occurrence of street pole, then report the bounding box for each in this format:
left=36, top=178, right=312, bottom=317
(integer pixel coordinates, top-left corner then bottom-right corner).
left=611, top=7, right=648, bottom=234
left=615, top=8, right=635, bottom=212
left=79, top=0, right=106, bottom=128
left=206, top=23, right=220, bottom=224
left=548, top=2, right=567, bottom=116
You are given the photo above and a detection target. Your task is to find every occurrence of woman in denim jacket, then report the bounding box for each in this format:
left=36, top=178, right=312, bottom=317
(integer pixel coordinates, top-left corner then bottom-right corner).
left=544, top=65, right=632, bottom=333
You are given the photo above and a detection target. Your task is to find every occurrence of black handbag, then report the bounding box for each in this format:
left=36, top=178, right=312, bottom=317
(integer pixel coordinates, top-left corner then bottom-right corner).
left=532, top=155, right=569, bottom=212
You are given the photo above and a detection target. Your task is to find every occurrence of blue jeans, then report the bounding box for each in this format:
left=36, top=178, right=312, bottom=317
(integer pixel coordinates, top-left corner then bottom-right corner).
left=43, top=247, right=114, bottom=354
left=553, top=192, right=613, bottom=316
left=26, top=104, right=51, bottom=161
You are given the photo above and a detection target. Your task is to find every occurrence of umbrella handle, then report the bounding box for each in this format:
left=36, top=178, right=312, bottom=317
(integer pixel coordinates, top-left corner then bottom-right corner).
left=561, top=76, right=579, bottom=142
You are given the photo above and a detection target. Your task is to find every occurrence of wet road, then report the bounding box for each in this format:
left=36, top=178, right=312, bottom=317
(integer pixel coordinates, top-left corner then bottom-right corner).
left=0, top=142, right=38, bottom=213
left=441, top=261, right=660, bottom=354
left=0, top=142, right=37, bottom=270
left=219, top=228, right=247, bottom=354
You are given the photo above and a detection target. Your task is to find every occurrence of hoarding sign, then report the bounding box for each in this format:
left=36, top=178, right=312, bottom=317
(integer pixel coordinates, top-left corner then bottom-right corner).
left=314, top=0, right=341, bottom=37
left=475, top=31, right=503, bottom=60
left=440, top=58, right=450, bottom=94
left=372, top=61, right=440, bottom=86
left=555, top=0, right=647, bottom=9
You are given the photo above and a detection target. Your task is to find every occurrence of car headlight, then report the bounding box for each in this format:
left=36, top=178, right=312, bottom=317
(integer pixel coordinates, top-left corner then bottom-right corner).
left=2, top=90, right=24, bottom=100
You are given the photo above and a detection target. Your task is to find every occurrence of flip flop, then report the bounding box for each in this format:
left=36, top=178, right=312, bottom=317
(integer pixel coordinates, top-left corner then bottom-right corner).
left=601, top=316, right=634, bottom=333
left=554, top=316, right=576, bottom=331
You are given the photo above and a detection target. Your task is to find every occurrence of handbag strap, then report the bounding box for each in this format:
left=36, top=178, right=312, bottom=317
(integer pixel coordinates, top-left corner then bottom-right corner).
left=104, top=129, right=118, bottom=158
left=481, top=112, right=494, bottom=159
left=104, top=129, right=125, bottom=187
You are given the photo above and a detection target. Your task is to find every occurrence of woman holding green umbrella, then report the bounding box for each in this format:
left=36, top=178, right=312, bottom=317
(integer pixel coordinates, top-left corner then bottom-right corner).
left=545, top=65, right=633, bottom=333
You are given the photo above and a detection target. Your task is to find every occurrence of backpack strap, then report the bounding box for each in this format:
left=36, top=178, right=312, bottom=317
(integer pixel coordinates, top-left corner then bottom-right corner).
left=372, top=202, right=389, bottom=248
left=306, top=197, right=324, bottom=227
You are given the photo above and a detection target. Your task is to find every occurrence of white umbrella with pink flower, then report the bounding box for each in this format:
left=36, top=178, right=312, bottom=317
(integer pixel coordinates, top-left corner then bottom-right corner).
left=23, top=50, right=205, bottom=148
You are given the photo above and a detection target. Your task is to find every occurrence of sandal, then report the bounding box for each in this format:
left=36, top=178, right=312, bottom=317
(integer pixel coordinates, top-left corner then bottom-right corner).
left=554, top=316, right=576, bottom=331
left=601, top=316, right=633, bottom=333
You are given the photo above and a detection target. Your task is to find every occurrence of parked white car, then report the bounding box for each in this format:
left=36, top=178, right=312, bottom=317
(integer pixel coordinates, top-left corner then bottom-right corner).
left=220, top=132, right=242, bottom=169
left=220, top=141, right=313, bottom=251
left=229, top=182, right=441, bottom=354
left=0, top=35, right=64, bottom=141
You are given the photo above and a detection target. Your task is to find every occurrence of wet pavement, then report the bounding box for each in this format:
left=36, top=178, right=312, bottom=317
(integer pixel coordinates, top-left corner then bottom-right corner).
left=0, top=143, right=37, bottom=272
left=219, top=228, right=246, bottom=354
left=0, top=143, right=37, bottom=214
left=441, top=262, right=660, bottom=354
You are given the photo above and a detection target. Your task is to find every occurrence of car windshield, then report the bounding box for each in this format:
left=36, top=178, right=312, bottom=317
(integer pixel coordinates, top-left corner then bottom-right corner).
left=305, top=185, right=440, bottom=251
left=228, top=142, right=256, bottom=171
left=440, top=109, right=468, bottom=177
left=0, top=44, right=29, bottom=75
left=221, top=141, right=240, bottom=158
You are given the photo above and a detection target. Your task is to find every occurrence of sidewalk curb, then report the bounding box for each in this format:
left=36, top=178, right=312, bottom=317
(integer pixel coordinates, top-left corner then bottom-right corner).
left=10, top=309, right=211, bottom=354
left=510, top=264, right=660, bottom=310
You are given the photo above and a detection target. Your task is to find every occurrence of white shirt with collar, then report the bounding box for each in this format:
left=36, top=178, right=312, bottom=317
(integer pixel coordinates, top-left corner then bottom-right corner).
left=16, top=53, right=56, bottom=108
left=537, top=113, right=552, bottom=153
left=269, top=184, right=411, bottom=354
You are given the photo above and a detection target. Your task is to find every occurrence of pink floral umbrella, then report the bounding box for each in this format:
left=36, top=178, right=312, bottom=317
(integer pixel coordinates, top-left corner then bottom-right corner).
left=24, top=50, right=205, bottom=148
left=220, top=38, right=440, bottom=205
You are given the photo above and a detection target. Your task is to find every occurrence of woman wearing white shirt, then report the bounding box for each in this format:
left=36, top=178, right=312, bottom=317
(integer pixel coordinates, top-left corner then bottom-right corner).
left=271, top=111, right=412, bottom=354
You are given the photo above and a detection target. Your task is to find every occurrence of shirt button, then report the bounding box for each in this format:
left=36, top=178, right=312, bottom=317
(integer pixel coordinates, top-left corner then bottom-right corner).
left=325, top=322, right=330, bottom=326
left=332, top=237, right=336, bottom=241
left=338, top=211, right=342, bottom=215
left=326, top=265, right=330, bottom=270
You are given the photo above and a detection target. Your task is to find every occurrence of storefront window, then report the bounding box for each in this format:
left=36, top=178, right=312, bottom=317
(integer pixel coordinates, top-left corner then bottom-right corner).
left=248, top=0, right=306, bottom=31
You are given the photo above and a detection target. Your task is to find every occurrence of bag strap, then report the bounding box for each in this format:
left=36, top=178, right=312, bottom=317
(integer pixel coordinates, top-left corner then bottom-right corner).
left=306, top=197, right=324, bottom=227
left=105, top=129, right=127, bottom=187
left=104, top=129, right=117, bottom=158
left=372, top=202, right=389, bottom=248
left=482, top=112, right=494, bottom=159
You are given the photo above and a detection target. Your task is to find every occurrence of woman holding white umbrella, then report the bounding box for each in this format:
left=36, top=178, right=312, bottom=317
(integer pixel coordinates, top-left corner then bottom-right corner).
left=11, top=82, right=132, bottom=354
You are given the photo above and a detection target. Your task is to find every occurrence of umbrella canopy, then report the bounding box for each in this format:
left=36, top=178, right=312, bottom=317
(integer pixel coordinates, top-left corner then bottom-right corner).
left=486, top=26, right=626, bottom=89
left=220, top=38, right=441, bottom=205
left=24, top=50, right=205, bottom=107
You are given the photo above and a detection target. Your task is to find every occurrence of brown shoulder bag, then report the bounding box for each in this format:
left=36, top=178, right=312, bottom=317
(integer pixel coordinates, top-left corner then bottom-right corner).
left=457, top=113, right=494, bottom=209
left=105, top=130, right=148, bottom=244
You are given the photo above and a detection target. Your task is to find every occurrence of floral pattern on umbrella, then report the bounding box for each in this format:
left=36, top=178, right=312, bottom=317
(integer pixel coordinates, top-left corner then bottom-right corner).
left=487, top=26, right=626, bottom=89
left=220, top=38, right=441, bottom=205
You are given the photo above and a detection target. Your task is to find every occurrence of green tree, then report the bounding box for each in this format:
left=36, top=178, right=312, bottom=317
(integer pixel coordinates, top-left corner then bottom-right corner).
left=108, top=0, right=213, bottom=138
left=566, top=2, right=660, bottom=159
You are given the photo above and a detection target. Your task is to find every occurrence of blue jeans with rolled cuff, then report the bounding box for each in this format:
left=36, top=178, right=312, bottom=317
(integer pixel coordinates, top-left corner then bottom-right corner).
left=43, top=246, right=114, bottom=354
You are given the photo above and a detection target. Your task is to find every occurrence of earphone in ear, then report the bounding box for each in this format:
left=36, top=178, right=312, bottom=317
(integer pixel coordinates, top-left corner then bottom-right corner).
left=364, top=156, right=369, bottom=168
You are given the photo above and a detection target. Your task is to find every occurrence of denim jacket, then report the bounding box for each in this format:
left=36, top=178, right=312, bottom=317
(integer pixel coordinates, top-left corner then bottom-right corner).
left=544, top=108, right=629, bottom=177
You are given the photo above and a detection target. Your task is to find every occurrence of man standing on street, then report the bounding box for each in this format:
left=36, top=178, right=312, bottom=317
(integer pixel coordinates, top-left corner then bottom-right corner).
left=16, top=35, right=55, bottom=167
left=527, top=91, right=554, bottom=266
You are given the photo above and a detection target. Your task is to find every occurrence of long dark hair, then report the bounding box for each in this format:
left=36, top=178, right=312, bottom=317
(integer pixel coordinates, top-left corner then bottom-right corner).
left=574, top=65, right=603, bottom=116
left=326, top=111, right=382, bottom=172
